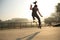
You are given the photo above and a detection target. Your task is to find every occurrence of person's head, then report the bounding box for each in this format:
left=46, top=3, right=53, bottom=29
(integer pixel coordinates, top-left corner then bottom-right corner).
left=34, top=5, right=37, bottom=7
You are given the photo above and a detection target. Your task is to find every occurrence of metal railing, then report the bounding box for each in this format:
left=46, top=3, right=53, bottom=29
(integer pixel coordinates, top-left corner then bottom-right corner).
left=0, top=22, right=38, bottom=29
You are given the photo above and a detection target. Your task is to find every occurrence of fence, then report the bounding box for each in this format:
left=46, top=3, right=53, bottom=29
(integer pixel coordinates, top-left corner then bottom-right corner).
left=0, top=22, right=38, bottom=29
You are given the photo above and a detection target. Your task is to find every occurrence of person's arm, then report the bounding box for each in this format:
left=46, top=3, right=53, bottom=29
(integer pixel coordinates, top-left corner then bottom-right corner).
left=38, top=9, right=43, bottom=17
left=30, top=4, right=32, bottom=10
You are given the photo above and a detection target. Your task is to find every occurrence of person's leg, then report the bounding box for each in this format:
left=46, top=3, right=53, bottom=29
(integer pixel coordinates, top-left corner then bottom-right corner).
left=32, top=14, right=35, bottom=23
left=32, top=16, right=35, bottom=20
left=36, top=15, right=41, bottom=28
left=32, top=16, right=36, bottom=23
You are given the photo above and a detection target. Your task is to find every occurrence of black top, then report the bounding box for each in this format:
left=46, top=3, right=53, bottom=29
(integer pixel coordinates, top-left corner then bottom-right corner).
left=32, top=7, right=38, bottom=16
left=32, top=7, right=38, bottom=14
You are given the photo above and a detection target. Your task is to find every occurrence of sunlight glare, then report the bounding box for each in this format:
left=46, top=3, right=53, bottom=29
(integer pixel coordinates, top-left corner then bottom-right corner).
left=18, top=0, right=58, bottom=21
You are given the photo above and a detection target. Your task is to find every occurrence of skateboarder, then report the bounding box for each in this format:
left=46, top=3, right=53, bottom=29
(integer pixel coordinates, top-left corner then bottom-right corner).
left=30, top=1, right=43, bottom=28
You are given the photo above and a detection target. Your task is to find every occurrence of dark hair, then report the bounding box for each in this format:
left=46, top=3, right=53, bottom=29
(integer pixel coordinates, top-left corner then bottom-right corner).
left=33, top=1, right=37, bottom=4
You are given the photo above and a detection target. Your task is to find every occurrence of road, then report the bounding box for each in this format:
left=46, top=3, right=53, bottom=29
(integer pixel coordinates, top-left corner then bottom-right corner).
left=0, top=27, right=60, bottom=40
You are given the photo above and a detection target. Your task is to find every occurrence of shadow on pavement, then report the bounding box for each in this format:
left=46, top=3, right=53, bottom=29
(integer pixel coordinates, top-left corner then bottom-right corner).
left=16, top=32, right=40, bottom=40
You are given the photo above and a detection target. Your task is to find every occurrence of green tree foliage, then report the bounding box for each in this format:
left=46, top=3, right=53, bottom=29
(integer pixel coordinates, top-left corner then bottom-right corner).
left=44, top=3, right=60, bottom=25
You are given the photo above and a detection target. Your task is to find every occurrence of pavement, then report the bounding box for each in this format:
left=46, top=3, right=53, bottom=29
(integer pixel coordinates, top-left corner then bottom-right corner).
left=0, top=27, right=60, bottom=40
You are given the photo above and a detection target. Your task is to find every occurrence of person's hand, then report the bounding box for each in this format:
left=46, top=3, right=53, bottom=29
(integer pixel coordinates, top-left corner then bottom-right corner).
left=30, top=4, right=32, bottom=7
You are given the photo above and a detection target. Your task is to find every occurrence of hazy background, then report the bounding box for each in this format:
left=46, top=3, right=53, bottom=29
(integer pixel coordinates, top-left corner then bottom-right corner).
left=0, top=0, right=60, bottom=21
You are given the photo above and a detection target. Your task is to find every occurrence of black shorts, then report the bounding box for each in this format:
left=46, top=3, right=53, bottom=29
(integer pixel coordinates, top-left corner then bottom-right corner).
left=32, top=13, right=40, bottom=20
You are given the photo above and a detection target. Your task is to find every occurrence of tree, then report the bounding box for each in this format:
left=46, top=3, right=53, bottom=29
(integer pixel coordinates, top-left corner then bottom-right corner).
left=56, top=3, right=60, bottom=12
left=56, top=3, right=60, bottom=23
left=44, top=3, right=60, bottom=25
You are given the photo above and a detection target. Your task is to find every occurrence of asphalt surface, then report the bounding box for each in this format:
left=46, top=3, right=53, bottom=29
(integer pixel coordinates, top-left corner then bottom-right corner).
left=0, top=27, right=60, bottom=40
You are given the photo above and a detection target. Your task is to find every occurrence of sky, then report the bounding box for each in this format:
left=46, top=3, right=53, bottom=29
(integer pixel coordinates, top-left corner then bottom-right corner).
left=0, top=0, right=60, bottom=21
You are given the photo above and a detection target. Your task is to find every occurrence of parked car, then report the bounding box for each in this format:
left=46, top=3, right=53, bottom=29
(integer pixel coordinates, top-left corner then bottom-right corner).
left=52, top=23, right=60, bottom=27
